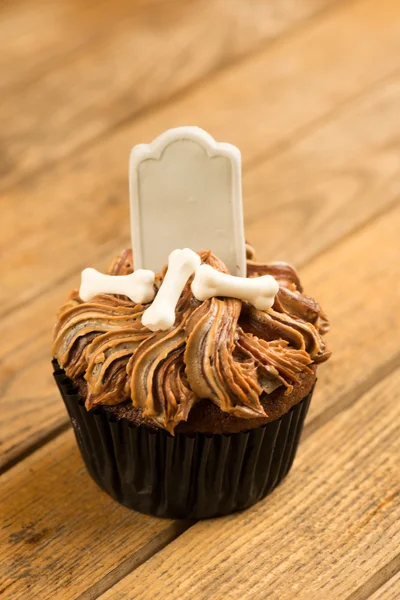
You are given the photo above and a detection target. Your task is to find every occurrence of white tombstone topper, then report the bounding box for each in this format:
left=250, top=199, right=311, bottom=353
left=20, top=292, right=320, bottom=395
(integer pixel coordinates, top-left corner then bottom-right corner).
left=129, top=126, right=246, bottom=276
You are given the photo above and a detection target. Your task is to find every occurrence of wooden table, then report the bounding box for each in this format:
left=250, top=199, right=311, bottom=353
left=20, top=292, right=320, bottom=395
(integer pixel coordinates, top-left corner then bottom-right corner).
left=1, top=1, right=399, bottom=598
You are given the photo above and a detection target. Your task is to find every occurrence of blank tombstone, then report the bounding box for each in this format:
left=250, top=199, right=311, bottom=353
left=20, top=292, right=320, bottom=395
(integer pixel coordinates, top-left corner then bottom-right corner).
left=129, top=126, right=246, bottom=276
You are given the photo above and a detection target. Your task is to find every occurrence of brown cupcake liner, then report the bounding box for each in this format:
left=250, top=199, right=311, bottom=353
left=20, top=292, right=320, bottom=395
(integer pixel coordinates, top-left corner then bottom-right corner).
left=53, top=360, right=313, bottom=519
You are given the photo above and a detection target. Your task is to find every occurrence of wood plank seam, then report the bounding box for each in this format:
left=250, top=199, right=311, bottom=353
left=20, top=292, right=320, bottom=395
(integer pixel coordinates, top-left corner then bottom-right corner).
left=296, top=193, right=400, bottom=271
left=345, top=554, right=400, bottom=600
left=303, top=348, right=400, bottom=441
left=99, top=367, right=400, bottom=599
left=75, top=520, right=194, bottom=600
left=87, top=364, right=400, bottom=598
left=0, top=419, right=70, bottom=476
left=244, top=65, right=400, bottom=179
left=0, top=0, right=356, bottom=196
left=367, top=570, right=400, bottom=600
left=0, top=234, right=130, bottom=323
left=1, top=426, right=188, bottom=600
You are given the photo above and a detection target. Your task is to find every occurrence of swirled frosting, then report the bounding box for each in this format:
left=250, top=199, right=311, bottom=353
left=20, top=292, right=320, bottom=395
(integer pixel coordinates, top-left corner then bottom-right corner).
left=53, top=248, right=330, bottom=433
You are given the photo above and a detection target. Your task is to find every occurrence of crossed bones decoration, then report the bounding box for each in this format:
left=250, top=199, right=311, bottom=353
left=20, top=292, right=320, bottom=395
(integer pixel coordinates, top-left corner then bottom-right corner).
left=80, top=248, right=279, bottom=332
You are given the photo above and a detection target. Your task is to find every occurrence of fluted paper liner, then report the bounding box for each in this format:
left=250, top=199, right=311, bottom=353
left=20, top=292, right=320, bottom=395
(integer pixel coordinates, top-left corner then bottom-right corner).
left=53, top=360, right=313, bottom=519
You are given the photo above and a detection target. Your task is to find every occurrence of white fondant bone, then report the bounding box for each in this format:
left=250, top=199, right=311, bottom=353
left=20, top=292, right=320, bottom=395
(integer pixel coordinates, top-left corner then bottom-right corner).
left=79, top=268, right=156, bottom=304
left=142, top=248, right=201, bottom=331
left=191, top=264, right=279, bottom=311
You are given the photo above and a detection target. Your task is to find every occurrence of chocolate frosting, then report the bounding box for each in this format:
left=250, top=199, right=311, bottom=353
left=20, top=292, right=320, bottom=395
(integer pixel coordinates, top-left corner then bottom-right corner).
left=53, top=248, right=330, bottom=433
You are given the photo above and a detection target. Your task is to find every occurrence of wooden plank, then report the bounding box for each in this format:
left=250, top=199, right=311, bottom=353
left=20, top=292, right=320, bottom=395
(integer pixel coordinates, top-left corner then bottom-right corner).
left=367, top=572, right=400, bottom=600
left=0, top=429, right=190, bottom=600
left=0, top=0, right=338, bottom=190
left=100, top=368, right=400, bottom=600
left=2, top=0, right=400, bottom=315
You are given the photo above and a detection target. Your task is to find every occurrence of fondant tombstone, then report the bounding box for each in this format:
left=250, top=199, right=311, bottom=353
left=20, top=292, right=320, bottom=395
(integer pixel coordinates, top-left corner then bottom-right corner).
left=129, top=126, right=246, bottom=276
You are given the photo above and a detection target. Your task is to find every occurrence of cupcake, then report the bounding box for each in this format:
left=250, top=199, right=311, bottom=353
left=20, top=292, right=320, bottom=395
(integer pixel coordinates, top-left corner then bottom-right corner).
left=52, top=245, right=330, bottom=519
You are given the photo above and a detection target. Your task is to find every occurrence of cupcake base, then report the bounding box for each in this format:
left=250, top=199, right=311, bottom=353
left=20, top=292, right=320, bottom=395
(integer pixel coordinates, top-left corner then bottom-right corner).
left=53, top=360, right=313, bottom=519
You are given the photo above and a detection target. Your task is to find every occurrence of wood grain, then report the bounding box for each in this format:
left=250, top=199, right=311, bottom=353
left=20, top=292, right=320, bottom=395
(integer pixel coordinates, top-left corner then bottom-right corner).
left=2, top=207, right=398, bottom=597
left=2, top=1, right=400, bottom=596
left=0, top=429, right=191, bottom=600
left=2, top=69, right=400, bottom=470
left=0, top=0, right=338, bottom=190
left=2, top=0, right=400, bottom=316
left=100, top=368, right=400, bottom=600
